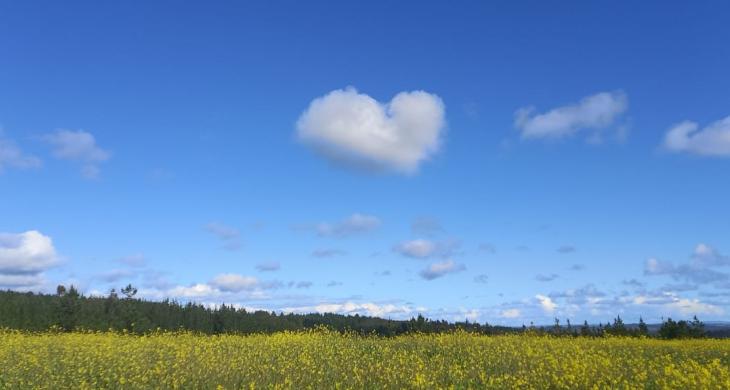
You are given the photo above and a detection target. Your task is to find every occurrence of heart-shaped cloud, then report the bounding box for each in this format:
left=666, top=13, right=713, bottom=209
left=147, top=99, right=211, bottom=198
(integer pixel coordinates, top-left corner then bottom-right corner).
left=297, top=87, right=446, bottom=173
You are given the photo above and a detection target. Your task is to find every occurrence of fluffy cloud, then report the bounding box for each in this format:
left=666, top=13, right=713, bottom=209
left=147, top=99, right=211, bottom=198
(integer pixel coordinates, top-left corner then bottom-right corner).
left=663, top=115, right=730, bottom=156
left=536, top=294, right=557, bottom=313
left=419, top=260, right=465, bottom=280
left=42, top=129, right=110, bottom=178
left=394, top=239, right=435, bottom=258
left=0, top=231, right=58, bottom=274
left=167, top=283, right=219, bottom=298
left=297, top=87, right=446, bottom=173
left=393, top=239, right=460, bottom=259
left=205, top=222, right=241, bottom=250
left=0, top=133, right=41, bottom=173
left=316, top=213, right=381, bottom=238
left=515, top=91, right=628, bottom=139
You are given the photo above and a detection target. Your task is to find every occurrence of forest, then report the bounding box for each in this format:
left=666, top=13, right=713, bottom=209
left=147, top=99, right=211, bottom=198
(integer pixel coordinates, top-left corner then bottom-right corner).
left=0, top=285, right=716, bottom=339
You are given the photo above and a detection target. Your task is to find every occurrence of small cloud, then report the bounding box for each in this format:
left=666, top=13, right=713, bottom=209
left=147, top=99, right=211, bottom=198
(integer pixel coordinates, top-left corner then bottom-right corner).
left=255, top=261, right=280, bottom=272
left=205, top=222, right=241, bottom=250
left=557, top=245, right=576, bottom=254
left=569, top=264, right=585, bottom=271
left=315, top=213, right=381, bottom=238
left=474, top=274, right=489, bottom=284
left=296, top=87, right=446, bottom=173
left=419, top=260, right=465, bottom=280
left=326, top=281, right=343, bottom=287
left=515, top=91, right=628, bottom=140
left=42, top=129, right=110, bottom=178
left=393, top=239, right=460, bottom=259
left=663, top=115, right=730, bottom=157
left=311, top=249, right=347, bottom=258
left=515, top=245, right=530, bottom=252
left=535, top=273, right=559, bottom=282
left=535, top=294, right=557, bottom=313
left=375, top=270, right=391, bottom=276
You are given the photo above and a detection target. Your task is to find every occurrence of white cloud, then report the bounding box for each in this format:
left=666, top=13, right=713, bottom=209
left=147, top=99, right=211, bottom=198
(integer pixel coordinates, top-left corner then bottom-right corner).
left=394, top=239, right=436, bottom=258
left=316, top=213, right=381, bottom=238
left=536, top=294, right=557, bottom=313
left=42, top=129, right=110, bottom=178
left=205, top=222, right=241, bottom=250
left=168, top=283, right=220, bottom=298
left=283, top=301, right=416, bottom=318
left=665, top=297, right=724, bottom=316
left=0, top=133, right=41, bottom=173
left=393, top=238, right=461, bottom=259
left=500, top=308, right=521, bottom=318
left=297, top=87, right=446, bottom=173
left=0, top=230, right=58, bottom=274
left=515, top=91, right=628, bottom=139
left=663, top=116, right=730, bottom=156
left=209, top=273, right=259, bottom=292
left=419, top=260, right=465, bottom=280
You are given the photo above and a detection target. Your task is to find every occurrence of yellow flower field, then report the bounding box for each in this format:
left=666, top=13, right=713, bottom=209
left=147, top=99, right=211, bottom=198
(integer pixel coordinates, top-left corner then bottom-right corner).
left=1, top=329, right=729, bottom=389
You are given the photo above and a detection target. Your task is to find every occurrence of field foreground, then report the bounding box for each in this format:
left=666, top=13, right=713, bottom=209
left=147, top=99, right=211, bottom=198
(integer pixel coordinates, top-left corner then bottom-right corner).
left=1, top=329, right=730, bottom=389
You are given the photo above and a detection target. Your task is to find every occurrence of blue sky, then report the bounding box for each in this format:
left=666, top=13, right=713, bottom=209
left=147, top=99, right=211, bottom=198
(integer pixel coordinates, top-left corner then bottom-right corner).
left=1, top=1, right=729, bottom=325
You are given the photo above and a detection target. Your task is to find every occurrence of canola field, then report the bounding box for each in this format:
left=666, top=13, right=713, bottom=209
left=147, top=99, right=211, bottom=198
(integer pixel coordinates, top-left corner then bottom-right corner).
left=1, top=329, right=730, bottom=389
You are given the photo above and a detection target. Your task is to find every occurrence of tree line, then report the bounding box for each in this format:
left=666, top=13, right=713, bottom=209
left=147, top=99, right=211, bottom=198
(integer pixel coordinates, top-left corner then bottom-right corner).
left=0, top=286, right=714, bottom=339
left=525, top=315, right=708, bottom=339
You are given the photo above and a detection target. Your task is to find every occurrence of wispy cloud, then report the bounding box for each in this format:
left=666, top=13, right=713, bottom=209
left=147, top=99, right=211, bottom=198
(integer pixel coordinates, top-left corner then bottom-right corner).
left=515, top=91, right=628, bottom=140
left=42, top=129, right=110, bottom=178
left=205, top=222, right=241, bottom=250
left=0, top=132, right=41, bottom=173
left=315, top=213, right=381, bottom=238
